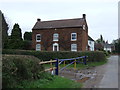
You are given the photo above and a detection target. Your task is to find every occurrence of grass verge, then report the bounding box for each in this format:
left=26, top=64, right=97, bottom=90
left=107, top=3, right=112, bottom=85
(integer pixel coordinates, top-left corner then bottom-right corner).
left=14, top=75, right=82, bottom=88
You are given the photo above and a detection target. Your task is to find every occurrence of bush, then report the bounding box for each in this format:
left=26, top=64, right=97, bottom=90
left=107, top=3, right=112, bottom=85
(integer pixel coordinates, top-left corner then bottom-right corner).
left=2, top=49, right=106, bottom=62
left=2, top=55, right=44, bottom=88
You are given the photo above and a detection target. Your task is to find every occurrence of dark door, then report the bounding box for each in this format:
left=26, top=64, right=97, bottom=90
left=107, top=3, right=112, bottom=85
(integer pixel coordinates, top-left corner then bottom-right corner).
left=54, top=46, right=57, bottom=51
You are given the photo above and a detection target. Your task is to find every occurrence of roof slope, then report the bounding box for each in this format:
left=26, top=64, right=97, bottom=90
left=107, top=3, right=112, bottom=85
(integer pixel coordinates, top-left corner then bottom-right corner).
left=88, top=36, right=94, bottom=41
left=32, top=18, right=85, bottom=30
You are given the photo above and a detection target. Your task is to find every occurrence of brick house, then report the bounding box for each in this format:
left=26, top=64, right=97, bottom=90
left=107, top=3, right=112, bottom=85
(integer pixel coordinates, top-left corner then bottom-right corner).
left=32, top=14, right=88, bottom=51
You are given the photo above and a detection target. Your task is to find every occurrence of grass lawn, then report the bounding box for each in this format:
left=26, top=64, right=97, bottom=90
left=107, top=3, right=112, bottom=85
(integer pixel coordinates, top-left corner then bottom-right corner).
left=15, top=75, right=82, bottom=88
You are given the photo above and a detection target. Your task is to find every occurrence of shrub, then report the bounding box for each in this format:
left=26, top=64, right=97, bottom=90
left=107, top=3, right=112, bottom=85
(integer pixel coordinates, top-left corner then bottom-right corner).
left=2, top=55, right=44, bottom=88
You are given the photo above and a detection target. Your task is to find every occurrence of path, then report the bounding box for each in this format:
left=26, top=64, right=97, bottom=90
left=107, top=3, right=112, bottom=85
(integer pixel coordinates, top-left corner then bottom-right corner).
left=98, top=55, right=118, bottom=88
left=59, top=55, right=119, bottom=89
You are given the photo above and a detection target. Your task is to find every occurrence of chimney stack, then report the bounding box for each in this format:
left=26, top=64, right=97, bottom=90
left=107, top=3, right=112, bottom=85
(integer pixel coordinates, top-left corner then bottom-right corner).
left=83, top=14, right=86, bottom=19
left=37, top=18, right=41, bottom=22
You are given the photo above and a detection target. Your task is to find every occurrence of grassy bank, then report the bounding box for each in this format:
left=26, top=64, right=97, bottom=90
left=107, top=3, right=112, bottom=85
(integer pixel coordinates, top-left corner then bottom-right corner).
left=15, top=75, right=82, bottom=88
left=2, top=55, right=82, bottom=88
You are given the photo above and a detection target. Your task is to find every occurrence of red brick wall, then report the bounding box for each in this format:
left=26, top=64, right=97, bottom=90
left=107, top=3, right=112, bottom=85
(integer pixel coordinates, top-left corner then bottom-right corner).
left=32, top=27, right=88, bottom=51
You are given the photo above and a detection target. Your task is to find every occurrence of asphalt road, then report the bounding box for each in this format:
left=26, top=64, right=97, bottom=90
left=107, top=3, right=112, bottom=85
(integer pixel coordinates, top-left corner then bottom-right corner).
left=98, top=55, right=119, bottom=88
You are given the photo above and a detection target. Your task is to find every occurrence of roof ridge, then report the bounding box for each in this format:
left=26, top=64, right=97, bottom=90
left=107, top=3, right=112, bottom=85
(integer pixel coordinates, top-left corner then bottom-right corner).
left=41, top=18, right=83, bottom=22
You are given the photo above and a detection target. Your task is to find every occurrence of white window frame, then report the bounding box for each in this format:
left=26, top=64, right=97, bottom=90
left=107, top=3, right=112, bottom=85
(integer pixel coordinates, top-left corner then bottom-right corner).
left=83, top=25, right=86, bottom=30
left=53, top=43, right=59, bottom=51
left=71, top=44, right=77, bottom=51
left=36, top=34, right=41, bottom=42
left=71, top=33, right=77, bottom=41
left=36, top=44, right=41, bottom=51
left=53, top=33, right=59, bottom=41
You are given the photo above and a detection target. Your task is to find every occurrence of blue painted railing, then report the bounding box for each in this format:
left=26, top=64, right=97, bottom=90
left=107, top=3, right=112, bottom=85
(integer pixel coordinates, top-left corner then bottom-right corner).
left=55, top=56, right=87, bottom=75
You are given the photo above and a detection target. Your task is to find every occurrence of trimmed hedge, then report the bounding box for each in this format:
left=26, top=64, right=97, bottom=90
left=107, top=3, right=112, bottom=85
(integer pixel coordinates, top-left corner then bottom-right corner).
left=2, top=49, right=106, bottom=62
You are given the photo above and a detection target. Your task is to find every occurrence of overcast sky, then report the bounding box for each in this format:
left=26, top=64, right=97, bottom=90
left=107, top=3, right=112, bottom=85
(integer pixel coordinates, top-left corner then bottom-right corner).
left=0, top=0, right=119, bottom=43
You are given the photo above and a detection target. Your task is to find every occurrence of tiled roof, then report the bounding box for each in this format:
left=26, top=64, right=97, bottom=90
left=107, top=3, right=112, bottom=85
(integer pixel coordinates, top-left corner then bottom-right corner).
left=32, top=18, right=85, bottom=30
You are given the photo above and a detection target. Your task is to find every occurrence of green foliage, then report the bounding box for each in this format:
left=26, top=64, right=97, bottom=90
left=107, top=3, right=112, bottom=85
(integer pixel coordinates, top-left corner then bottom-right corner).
left=10, top=75, right=82, bottom=88
left=100, top=35, right=103, bottom=42
left=4, top=24, right=33, bottom=50
left=96, top=35, right=105, bottom=44
left=4, top=39, right=24, bottom=49
left=11, top=23, right=22, bottom=40
left=2, top=55, right=44, bottom=88
left=24, top=32, right=32, bottom=41
left=3, top=49, right=106, bottom=62
left=22, top=40, right=32, bottom=50
left=41, top=76, right=82, bottom=88
left=4, top=23, right=24, bottom=49
left=114, top=39, right=120, bottom=53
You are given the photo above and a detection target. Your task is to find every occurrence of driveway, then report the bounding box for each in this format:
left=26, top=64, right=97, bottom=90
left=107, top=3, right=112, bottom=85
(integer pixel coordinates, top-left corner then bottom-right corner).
left=98, top=55, right=118, bottom=88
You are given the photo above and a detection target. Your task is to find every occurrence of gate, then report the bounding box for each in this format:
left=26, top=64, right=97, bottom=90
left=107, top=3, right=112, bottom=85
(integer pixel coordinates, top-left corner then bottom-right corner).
left=39, top=56, right=87, bottom=75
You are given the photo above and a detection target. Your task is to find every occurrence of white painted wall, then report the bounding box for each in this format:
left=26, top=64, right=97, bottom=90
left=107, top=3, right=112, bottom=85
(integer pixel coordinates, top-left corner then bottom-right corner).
left=88, top=40, right=94, bottom=51
left=104, top=47, right=112, bottom=52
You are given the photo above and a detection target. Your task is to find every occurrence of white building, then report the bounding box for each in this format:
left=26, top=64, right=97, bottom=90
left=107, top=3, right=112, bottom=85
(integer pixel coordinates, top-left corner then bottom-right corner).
left=104, top=43, right=115, bottom=52
left=88, top=36, right=94, bottom=51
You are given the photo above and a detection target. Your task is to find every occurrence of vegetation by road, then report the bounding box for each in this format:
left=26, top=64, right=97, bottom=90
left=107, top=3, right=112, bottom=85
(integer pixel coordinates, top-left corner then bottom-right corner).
left=15, top=74, right=82, bottom=88
left=2, top=50, right=108, bottom=88
left=2, top=55, right=82, bottom=88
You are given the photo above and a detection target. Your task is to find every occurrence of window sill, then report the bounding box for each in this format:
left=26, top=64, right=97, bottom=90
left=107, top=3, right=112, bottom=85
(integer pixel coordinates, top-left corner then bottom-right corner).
left=53, top=40, right=58, bottom=41
left=71, top=50, right=77, bottom=52
left=71, top=40, right=77, bottom=41
left=36, top=40, right=41, bottom=42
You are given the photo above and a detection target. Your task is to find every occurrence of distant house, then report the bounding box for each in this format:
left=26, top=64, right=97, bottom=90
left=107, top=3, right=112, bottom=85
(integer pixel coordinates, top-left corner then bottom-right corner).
left=104, top=43, right=115, bottom=52
left=95, top=43, right=104, bottom=51
left=32, top=14, right=88, bottom=51
left=88, top=36, right=94, bottom=51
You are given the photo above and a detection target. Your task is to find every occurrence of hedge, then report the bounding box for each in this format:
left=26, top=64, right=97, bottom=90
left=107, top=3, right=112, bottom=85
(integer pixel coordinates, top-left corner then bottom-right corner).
left=2, top=55, right=44, bottom=88
left=2, top=49, right=106, bottom=62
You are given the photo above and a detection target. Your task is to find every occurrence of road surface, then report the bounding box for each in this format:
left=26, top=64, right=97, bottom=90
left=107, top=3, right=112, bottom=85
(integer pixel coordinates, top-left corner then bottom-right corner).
left=98, top=55, right=118, bottom=88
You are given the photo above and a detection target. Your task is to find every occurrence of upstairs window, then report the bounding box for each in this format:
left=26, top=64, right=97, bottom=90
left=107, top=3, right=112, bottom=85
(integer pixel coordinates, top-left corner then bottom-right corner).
left=36, top=34, right=41, bottom=42
left=83, top=25, right=86, bottom=30
left=53, top=33, right=59, bottom=41
left=71, top=44, right=77, bottom=51
left=71, top=33, right=77, bottom=41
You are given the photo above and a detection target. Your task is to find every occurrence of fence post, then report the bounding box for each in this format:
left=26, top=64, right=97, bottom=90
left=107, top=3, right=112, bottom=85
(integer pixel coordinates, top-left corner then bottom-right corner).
left=55, top=59, right=59, bottom=75
left=83, top=56, right=87, bottom=65
left=50, top=59, right=53, bottom=68
left=64, top=60, right=66, bottom=67
left=74, top=59, right=76, bottom=69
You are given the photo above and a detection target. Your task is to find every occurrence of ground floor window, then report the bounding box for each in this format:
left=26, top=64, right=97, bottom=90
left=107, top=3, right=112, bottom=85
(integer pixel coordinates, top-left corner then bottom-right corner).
left=71, top=44, right=77, bottom=51
left=36, top=44, right=41, bottom=51
left=53, top=43, right=59, bottom=51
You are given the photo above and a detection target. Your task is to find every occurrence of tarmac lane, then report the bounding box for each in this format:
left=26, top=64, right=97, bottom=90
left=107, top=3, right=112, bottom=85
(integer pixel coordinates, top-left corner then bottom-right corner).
left=98, top=55, right=118, bottom=88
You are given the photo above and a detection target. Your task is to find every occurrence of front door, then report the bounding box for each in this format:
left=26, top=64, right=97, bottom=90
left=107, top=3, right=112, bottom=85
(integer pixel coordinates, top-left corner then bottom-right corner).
left=53, top=43, right=59, bottom=51
left=54, top=46, right=58, bottom=51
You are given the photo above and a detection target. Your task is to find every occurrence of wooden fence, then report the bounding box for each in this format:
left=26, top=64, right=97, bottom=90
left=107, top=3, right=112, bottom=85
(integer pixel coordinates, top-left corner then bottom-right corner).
left=39, top=56, right=87, bottom=75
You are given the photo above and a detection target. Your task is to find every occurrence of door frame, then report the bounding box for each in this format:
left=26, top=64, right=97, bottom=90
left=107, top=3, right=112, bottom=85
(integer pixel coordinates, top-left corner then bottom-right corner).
left=53, top=43, right=59, bottom=51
